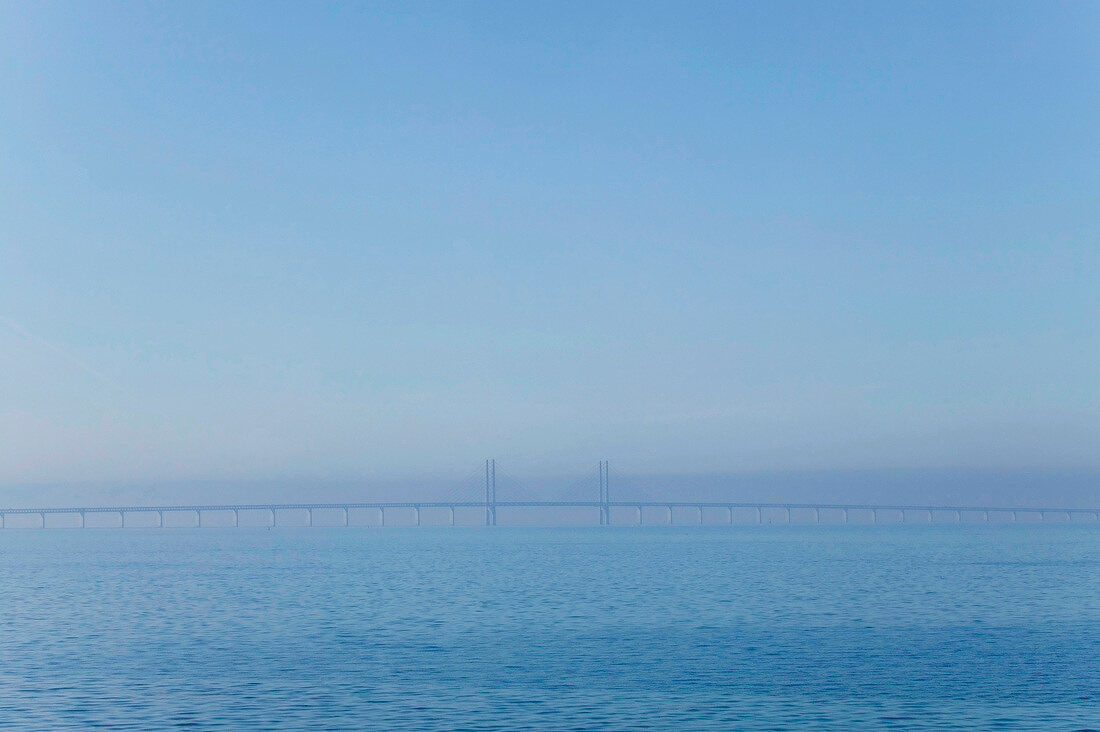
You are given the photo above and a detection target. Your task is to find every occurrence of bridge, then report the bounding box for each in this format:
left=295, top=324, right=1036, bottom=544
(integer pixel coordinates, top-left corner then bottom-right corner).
left=0, top=501, right=1097, bottom=529
left=2, top=461, right=1097, bottom=528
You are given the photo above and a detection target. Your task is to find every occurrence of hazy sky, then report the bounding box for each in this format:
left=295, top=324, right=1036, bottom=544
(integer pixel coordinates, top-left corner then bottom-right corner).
left=2, top=1, right=1098, bottom=490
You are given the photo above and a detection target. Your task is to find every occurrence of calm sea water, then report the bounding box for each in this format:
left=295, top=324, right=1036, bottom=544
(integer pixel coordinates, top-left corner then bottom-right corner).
left=0, top=526, right=1096, bottom=730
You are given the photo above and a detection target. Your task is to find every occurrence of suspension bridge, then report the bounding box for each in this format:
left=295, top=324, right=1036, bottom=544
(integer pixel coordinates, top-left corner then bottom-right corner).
left=1, top=460, right=1097, bottom=528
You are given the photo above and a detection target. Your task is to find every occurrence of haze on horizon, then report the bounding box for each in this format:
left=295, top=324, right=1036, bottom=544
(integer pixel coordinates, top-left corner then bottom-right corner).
left=1, top=2, right=1098, bottom=505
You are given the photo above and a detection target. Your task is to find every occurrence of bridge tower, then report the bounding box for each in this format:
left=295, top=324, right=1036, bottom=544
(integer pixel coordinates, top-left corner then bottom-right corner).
left=485, top=459, right=497, bottom=526
left=599, top=460, right=610, bottom=525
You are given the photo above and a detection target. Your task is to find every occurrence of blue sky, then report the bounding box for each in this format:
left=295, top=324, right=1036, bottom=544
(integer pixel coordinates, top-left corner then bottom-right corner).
left=1, top=2, right=1098, bottom=491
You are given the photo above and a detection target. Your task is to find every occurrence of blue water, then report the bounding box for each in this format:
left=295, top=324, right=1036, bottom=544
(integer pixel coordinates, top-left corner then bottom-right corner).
left=0, top=526, right=1096, bottom=730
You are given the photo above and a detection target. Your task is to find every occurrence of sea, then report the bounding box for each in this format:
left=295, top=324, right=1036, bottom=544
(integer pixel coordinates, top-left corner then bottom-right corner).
left=0, top=525, right=1096, bottom=730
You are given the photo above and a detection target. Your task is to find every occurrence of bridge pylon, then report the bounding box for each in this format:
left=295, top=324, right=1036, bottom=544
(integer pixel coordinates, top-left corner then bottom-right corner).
left=485, top=459, right=497, bottom=526
left=598, top=460, right=610, bottom=525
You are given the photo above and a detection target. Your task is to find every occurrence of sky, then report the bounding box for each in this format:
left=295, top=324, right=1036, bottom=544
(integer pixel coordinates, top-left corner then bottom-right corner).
left=1, top=2, right=1098, bottom=503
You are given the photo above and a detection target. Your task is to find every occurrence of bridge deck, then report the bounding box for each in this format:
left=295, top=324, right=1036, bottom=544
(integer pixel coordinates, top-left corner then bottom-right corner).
left=0, top=500, right=1096, bottom=514
left=0, top=500, right=1096, bottom=527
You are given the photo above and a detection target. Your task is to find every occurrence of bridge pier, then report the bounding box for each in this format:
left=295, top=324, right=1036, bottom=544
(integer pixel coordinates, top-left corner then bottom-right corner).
left=270, top=508, right=276, bottom=527
left=636, top=506, right=642, bottom=525
left=871, top=509, right=877, bottom=524
left=843, top=508, right=849, bottom=524
left=786, top=507, right=792, bottom=524
left=344, top=507, right=350, bottom=527
left=1039, top=511, right=1045, bottom=521
left=233, top=509, right=239, bottom=528
left=379, top=507, right=385, bottom=527
left=667, top=506, right=673, bottom=525
left=80, top=512, right=86, bottom=529
left=157, top=511, right=163, bottom=528
left=1011, top=511, right=1017, bottom=522
left=119, top=511, right=124, bottom=529
left=928, top=509, right=933, bottom=522
left=308, top=509, right=313, bottom=527
left=415, top=506, right=421, bottom=527
left=983, top=510, right=990, bottom=522
left=697, top=506, right=703, bottom=525
left=728, top=506, right=734, bottom=525
left=40, top=512, right=46, bottom=529
left=756, top=507, right=763, bottom=524
left=196, top=509, right=202, bottom=528
left=954, top=510, right=961, bottom=523
left=814, top=508, right=820, bottom=523
left=449, top=506, right=455, bottom=526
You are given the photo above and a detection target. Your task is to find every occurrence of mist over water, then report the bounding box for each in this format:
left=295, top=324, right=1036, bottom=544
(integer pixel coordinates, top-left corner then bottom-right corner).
left=3, top=467, right=1097, bottom=513
left=1, top=526, right=1096, bottom=730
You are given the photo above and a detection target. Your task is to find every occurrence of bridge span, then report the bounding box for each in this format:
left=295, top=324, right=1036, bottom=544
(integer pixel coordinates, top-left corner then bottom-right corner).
left=0, top=500, right=1096, bottom=529
left=3, top=462, right=1097, bottom=528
